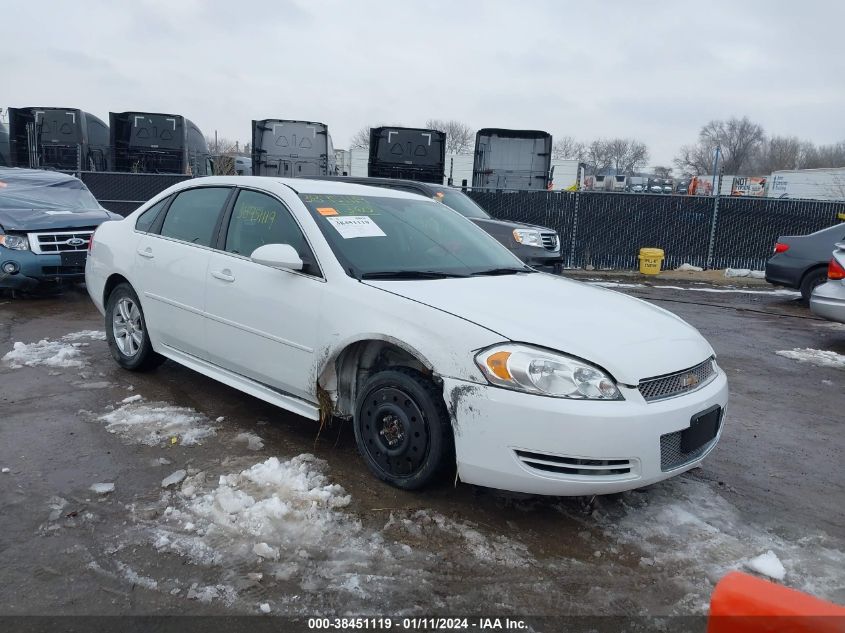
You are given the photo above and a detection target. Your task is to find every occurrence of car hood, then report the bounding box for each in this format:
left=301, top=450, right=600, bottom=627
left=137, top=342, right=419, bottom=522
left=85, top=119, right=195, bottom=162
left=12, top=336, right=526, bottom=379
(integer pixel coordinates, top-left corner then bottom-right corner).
left=0, top=208, right=118, bottom=231
left=364, top=273, right=713, bottom=384
left=471, top=216, right=551, bottom=232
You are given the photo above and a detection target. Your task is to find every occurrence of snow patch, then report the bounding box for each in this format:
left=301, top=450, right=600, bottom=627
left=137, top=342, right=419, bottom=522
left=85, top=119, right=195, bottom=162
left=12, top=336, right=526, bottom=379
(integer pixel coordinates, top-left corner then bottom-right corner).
left=90, top=483, right=115, bottom=495
left=776, top=348, right=845, bottom=370
left=725, top=268, right=766, bottom=279
left=747, top=550, right=786, bottom=581
left=98, top=402, right=216, bottom=446
left=116, top=561, right=159, bottom=590
left=162, top=470, right=188, bottom=488
left=676, top=263, right=704, bottom=272
left=121, top=394, right=143, bottom=404
left=235, top=432, right=265, bottom=451
left=2, top=331, right=106, bottom=369
left=588, top=280, right=799, bottom=296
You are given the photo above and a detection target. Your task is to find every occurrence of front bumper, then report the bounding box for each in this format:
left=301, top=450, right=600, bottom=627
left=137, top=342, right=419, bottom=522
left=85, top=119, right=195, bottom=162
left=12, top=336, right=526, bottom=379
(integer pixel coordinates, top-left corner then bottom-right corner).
left=0, top=249, right=86, bottom=290
left=443, top=367, right=729, bottom=496
left=810, top=281, right=845, bottom=324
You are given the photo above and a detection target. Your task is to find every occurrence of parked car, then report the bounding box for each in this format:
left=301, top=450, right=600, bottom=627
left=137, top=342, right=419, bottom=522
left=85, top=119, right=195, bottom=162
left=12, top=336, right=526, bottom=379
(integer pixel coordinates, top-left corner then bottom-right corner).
left=810, top=242, right=845, bottom=323
left=86, top=176, right=728, bottom=495
left=649, top=185, right=663, bottom=194
left=0, top=168, right=120, bottom=291
left=306, top=176, right=562, bottom=270
left=765, top=223, right=845, bottom=303
left=662, top=184, right=673, bottom=194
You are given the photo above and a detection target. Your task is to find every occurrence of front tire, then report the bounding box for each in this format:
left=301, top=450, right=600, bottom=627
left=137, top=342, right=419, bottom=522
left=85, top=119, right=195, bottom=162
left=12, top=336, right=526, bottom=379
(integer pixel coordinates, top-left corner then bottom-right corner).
left=105, top=283, right=164, bottom=371
left=353, top=368, right=454, bottom=490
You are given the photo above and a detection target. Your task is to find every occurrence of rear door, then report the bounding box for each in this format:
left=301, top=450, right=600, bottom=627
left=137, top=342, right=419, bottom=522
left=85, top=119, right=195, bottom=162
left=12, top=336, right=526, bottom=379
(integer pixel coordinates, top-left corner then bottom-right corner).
left=134, top=186, right=233, bottom=359
left=204, top=188, right=324, bottom=401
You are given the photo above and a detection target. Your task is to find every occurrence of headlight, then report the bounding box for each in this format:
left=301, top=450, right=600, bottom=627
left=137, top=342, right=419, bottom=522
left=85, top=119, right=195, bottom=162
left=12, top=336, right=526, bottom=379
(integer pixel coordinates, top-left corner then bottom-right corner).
left=475, top=344, right=622, bottom=400
left=512, top=229, right=542, bottom=247
left=0, top=234, right=30, bottom=251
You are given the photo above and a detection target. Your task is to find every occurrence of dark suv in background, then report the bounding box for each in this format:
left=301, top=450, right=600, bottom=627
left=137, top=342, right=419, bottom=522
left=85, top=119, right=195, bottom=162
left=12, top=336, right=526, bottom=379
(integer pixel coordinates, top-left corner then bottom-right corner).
left=309, top=176, right=563, bottom=270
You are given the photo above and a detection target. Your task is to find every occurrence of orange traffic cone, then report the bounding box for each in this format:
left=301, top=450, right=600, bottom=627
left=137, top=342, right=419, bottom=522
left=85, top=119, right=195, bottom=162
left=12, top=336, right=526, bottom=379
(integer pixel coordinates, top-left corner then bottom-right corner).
left=708, top=571, right=845, bottom=633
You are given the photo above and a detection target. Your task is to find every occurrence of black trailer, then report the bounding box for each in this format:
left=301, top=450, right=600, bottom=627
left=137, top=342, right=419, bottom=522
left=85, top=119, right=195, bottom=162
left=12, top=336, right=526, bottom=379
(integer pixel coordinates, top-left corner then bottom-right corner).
left=367, top=127, right=446, bottom=183
left=110, top=111, right=211, bottom=175
left=0, top=120, right=9, bottom=167
left=251, top=119, right=336, bottom=177
left=472, top=128, right=552, bottom=190
left=8, top=107, right=109, bottom=171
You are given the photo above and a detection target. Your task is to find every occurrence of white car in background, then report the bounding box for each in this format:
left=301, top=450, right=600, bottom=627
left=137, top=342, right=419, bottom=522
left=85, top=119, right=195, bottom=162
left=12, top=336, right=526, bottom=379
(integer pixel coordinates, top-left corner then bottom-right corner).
left=85, top=177, right=728, bottom=495
left=810, top=242, right=845, bottom=324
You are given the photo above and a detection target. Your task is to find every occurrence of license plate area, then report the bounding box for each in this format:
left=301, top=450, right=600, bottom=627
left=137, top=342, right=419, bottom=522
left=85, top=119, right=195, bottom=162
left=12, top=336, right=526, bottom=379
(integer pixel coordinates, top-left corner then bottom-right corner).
left=60, top=251, right=88, bottom=268
left=681, top=405, right=721, bottom=453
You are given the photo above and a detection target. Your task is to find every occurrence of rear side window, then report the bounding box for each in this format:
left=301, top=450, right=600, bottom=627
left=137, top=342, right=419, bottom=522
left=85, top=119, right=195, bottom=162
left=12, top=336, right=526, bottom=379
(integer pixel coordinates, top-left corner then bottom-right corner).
left=160, top=187, right=230, bottom=247
left=135, top=198, right=168, bottom=233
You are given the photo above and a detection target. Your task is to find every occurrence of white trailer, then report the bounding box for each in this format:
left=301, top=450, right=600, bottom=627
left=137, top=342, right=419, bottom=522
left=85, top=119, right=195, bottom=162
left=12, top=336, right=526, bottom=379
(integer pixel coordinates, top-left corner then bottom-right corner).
left=767, top=168, right=845, bottom=201
left=549, top=159, right=584, bottom=191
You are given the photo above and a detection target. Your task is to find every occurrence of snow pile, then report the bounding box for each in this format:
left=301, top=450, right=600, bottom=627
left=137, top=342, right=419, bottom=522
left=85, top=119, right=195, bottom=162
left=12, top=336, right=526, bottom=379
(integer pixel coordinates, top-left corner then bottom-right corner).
left=676, top=264, right=704, bottom=272
left=585, top=477, right=845, bottom=607
left=588, top=280, right=799, bottom=296
left=98, top=402, right=216, bottom=446
left=776, top=348, right=845, bottom=370
left=152, top=455, right=355, bottom=568
left=725, top=268, right=766, bottom=279
left=116, top=561, right=158, bottom=590
left=2, top=330, right=106, bottom=369
left=747, top=550, right=786, bottom=581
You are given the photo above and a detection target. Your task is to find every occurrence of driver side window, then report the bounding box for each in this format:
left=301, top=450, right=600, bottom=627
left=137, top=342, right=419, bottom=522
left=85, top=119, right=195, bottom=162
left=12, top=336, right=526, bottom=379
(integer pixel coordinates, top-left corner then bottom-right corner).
left=225, top=190, right=318, bottom=275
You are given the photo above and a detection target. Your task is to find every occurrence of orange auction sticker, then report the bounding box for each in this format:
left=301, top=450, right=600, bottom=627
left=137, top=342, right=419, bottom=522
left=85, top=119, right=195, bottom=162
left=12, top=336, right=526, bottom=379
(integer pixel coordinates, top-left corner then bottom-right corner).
left=317, top=207, right=338, bottom=216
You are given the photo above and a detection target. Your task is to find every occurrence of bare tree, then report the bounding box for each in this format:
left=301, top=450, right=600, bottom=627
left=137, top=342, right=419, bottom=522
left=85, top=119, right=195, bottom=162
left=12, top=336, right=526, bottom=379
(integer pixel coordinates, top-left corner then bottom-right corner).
left=349, top=125, right=373, bottom=150
left=552, top=136, right=586, bottom=161
left=675, top=116, right=765, bottom=175
left=754, top=136, right=804, bottom=173
left=652, top=166, right=672, bottom=180
left=581, top=139, right=612, bottom=175
left=802, top=140, right=845, bottom=169
left=425, top=119, right=474, bottom=154
left=204, top=134, right=245, bottom=175
left=605, top=138, right=650, bottom=174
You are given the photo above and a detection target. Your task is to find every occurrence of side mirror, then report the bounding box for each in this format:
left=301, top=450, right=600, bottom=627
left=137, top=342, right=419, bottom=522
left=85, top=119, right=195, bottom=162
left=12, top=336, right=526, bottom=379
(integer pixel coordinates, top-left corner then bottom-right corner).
left=250, top=244, right=303, bottom=271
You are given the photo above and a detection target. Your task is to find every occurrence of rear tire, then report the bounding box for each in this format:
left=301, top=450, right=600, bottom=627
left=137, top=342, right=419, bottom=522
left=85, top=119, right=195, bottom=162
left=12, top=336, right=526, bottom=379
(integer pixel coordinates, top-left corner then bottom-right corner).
left=353, top=368, right=454, bottom=490
left=799, top=267, right=827, bottom=304
left=105, top=283, right=165, bottom=371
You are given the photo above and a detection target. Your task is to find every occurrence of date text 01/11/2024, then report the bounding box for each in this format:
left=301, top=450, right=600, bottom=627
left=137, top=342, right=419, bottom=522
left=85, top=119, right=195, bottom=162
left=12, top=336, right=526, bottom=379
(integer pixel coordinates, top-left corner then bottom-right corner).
left=307, top=617, right=529, bottom=630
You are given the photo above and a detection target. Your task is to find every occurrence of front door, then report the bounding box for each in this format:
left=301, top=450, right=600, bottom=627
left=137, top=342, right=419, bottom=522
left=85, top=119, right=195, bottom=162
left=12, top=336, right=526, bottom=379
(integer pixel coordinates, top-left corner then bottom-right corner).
left=204, top=188, right=324, bottom=401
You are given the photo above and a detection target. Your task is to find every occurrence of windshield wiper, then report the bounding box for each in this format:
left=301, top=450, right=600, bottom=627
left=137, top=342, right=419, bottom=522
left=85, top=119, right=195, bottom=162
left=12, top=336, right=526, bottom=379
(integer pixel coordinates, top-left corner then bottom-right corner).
left=360, top=270, right=468, bottom=280
left=469, top=267, right=533, bottom=276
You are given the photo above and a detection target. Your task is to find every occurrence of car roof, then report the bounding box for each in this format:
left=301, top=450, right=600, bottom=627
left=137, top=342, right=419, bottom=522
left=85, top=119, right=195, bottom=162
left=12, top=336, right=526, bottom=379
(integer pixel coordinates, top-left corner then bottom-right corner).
left=0, top=167, right=82, bottom=185
left=176, top=176, right=430, bottom=200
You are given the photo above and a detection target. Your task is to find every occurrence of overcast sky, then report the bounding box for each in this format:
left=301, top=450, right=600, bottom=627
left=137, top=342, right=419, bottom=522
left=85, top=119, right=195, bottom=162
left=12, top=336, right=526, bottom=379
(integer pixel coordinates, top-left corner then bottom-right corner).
left=4, top=0, right=844, bottom=167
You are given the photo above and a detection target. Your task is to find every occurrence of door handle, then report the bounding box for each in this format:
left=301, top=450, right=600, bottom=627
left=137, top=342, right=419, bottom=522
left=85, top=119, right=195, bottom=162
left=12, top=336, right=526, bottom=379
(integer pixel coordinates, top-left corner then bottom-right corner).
left=137, top=247, right=154, bottom=259
left=211, top=269, right=235, bottom=282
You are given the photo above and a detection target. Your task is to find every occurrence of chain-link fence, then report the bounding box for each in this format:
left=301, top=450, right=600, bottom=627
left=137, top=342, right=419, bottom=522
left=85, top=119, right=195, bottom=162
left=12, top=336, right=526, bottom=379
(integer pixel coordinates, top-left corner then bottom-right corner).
left=70, top=171, right=845, bottom=270
left=76, top=171, right=192, bottom=216
left=466, top=190, right=845, bottom=270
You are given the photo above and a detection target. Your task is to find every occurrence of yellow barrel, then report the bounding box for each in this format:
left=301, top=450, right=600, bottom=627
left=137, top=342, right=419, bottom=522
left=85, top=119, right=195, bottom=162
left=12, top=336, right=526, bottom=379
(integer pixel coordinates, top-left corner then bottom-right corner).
left=638, top=247, right=664, bottom=275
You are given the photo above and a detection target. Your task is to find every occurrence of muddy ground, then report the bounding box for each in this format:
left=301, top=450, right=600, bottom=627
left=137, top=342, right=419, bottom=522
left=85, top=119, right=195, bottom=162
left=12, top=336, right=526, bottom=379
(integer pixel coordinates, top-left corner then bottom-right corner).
left=0, top=280, right=843, bottom=621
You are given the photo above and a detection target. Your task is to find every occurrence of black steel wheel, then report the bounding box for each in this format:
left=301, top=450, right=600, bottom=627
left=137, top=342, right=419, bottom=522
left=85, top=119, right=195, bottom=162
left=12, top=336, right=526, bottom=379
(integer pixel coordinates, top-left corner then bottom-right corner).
left=353, top=367, right=453, bottom=490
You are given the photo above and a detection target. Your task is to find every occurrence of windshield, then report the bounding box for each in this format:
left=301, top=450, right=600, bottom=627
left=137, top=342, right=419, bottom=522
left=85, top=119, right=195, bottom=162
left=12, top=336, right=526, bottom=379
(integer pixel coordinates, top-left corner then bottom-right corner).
left=434, top=189, right=491, bottom=219
left=0, top=177, right=102, bottom=211
left=299, top=193, right=526, bottom=278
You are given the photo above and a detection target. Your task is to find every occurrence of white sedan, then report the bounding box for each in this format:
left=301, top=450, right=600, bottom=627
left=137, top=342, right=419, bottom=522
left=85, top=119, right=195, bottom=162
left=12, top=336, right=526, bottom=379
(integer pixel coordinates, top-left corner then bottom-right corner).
left=86, top=177, right=728, bottom=495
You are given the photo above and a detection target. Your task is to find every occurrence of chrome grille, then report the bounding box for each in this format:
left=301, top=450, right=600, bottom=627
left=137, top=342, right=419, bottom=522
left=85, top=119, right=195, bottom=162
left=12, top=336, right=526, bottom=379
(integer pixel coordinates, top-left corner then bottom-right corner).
left=28, top=231, right=93, bottom=254
left=540, top=232, right=559, bottom=251
left=638, top=358, right=716, bottom=402
left=515, top=449, right=633, bottom=477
